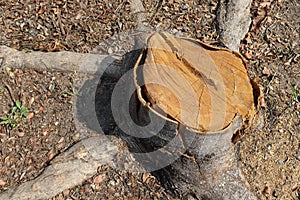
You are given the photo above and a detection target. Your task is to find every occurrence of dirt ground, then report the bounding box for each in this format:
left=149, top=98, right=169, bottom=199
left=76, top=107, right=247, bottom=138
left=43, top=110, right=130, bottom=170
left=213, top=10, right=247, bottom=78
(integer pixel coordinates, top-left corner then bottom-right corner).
left=0, top=0, right=299, bottom=199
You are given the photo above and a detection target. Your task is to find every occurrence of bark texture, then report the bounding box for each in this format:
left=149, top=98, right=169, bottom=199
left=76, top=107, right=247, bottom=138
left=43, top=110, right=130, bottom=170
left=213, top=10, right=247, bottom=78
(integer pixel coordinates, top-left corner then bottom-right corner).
left=0, top=45, right=115, bottom=73
left=217, top=0, right=252, bottom=51
left=154, top=119, right=258, bottom=199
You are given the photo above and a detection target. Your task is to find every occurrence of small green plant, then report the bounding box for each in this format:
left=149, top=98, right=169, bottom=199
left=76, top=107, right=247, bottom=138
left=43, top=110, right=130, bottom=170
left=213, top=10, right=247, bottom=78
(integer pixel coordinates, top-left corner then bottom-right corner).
left=61, top=86, right=79, bottom=99
left=2, top=65, right=7, bottom=74
left=291, top=85, right=299, bottom=102
left=0, top=101, right=29, bottom=128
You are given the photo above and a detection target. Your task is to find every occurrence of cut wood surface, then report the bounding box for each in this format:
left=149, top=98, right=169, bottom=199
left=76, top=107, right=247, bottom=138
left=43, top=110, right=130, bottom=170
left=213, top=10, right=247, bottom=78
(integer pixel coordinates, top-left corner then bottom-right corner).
left=135, top=32, right=256, bottom=133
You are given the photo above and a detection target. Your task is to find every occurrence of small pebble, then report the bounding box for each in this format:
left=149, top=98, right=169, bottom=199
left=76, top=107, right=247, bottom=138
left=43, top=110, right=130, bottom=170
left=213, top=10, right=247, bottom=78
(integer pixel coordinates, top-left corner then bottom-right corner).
left=109, top=180, right=116, bottom=186
left=272, top=190, right=278, bottom=198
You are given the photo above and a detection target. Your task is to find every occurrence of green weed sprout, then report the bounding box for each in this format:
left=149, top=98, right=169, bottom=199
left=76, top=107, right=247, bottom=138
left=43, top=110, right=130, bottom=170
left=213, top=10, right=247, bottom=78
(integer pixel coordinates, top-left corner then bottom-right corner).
left=0, top=101, right=29, bottom=128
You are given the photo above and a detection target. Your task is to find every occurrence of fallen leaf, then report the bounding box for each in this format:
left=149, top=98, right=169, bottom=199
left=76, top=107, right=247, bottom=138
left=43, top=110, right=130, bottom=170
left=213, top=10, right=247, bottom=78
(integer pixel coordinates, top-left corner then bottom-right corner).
left=142, top=172, right=155, bottom=184
left=93, top=174, right=106, bottom=184
left=42, top=128, right=49, bottom=136
left=29, top=97, right=35, bottom=107
left=26, top=112, right=34, bottom=120
left=260, top=1, right=272, bottom=8
left=0, top=179, right=6, bottom=187
left=17, top=130, right=25, bottom=137
left=262, top=67, right=272, bottom=76
left=244, top=51, right=252, bottom=59
left=260, top=96, right=267, bottom=109
left=38, top=5, right=46, bottom=14
left=5, top=67, right=15, bottom=78
left=35, top=106, right=44, bottom=114
left=292, top=185, right=300, bottom=192
left=244, top=33, right=252, bottom=44
left=266, top=16, right=272, bottom=23
left=263, top=185, right=271, bottom=196
left=295, top=104, right=300, bottom=112
left=251, top=3, right=269, bottom=35
left=62, top=189, right=70, bottom=197
left=47, top=149, right=56, bottom=161
left=58, top=137, right=64, bottom=143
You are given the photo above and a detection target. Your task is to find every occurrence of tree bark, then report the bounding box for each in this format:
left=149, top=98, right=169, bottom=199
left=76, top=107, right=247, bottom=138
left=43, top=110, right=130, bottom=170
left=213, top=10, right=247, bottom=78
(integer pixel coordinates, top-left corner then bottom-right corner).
left=217, top=0, right=252, bottom=51
left=152, top=121, right=258, bottom=199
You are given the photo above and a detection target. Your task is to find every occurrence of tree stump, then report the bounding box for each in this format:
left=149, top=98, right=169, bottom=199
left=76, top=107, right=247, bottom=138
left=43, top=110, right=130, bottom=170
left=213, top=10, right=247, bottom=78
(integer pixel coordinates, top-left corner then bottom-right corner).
left=0, top=0, right=260, bottom=198
left=129, top=32, right=260, bottom=199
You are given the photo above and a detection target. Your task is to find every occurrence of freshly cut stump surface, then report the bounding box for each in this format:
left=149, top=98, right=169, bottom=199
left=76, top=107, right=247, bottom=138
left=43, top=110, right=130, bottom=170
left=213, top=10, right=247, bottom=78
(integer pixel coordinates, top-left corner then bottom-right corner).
left=135, top=32, right=256, bottom=133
